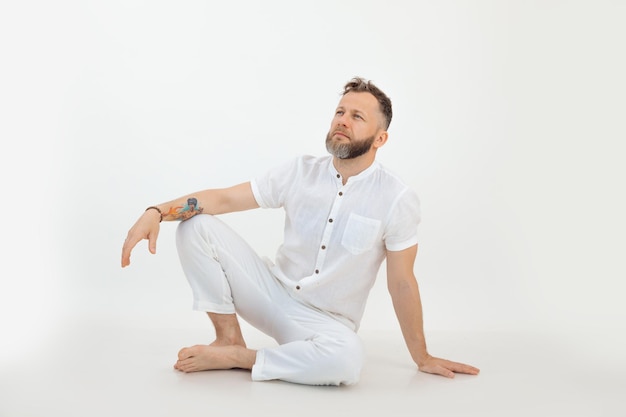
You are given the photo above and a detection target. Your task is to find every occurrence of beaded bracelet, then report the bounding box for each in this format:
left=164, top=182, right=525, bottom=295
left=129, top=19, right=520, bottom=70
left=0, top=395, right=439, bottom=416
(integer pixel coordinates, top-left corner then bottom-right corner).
left=145, top=206, right=163, bottom=222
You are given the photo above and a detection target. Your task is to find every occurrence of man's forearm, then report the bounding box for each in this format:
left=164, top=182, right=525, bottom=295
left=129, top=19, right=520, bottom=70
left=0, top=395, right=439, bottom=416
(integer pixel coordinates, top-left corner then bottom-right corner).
left=389, top=279, right=430, bottom=366
left=148, top=191, right=208, bottom=222
left=149, top=182, right=258, bottom=222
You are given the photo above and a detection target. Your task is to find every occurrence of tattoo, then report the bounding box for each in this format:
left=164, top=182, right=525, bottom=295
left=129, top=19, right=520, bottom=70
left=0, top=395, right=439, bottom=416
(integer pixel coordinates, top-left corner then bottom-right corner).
left=162, top=197, right=204, bottom=221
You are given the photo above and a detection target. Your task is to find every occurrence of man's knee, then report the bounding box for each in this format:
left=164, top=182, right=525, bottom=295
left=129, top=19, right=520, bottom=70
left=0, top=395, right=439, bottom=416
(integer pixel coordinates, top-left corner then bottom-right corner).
left=176, top=213, right=212, bottom=237
left=175, top=215, right=221, bottom=261
left=317, top=332, right=365, bottom=385
left=338, top=334, right=365, bottom=384
left=176, top=214, right=218, bottom=245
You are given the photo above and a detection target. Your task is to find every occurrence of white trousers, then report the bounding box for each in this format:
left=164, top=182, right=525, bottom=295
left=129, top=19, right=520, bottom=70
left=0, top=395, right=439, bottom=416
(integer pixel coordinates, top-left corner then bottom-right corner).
left=175, top=215, right=364, bottom=386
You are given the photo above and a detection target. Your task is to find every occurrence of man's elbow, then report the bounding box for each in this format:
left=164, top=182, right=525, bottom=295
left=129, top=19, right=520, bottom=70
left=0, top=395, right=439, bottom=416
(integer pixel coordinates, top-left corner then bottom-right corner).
left=387, top=276, right=418, bottom=296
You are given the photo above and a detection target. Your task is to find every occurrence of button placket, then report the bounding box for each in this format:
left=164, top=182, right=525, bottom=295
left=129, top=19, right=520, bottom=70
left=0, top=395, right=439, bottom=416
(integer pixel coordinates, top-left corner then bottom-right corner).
left=313, top=181, right=347, bottom=276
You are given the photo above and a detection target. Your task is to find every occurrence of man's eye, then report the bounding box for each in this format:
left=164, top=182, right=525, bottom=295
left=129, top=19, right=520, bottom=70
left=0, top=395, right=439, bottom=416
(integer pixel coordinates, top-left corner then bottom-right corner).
left=354, top=114, right=363, bottom=120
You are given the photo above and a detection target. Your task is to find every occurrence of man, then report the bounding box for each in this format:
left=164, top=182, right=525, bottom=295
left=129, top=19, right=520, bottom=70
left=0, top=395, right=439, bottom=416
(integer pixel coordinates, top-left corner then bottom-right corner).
left=121, top=77, right=479, bottom=386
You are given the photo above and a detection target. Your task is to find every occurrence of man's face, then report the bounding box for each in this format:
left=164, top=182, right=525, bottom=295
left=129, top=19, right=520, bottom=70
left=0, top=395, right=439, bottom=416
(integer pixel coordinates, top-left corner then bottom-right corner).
left=325, top=92, right=384, bottom=160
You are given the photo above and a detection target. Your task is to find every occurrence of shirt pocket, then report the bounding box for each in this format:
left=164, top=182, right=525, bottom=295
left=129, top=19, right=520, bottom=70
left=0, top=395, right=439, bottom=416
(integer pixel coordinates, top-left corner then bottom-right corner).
left=341, top=213, right=382, bottom=255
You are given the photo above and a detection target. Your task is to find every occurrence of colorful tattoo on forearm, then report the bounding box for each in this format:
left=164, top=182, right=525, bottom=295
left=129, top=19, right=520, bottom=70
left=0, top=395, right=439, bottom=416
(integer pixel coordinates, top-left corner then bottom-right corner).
left=162, top=197, right=204, bottom=221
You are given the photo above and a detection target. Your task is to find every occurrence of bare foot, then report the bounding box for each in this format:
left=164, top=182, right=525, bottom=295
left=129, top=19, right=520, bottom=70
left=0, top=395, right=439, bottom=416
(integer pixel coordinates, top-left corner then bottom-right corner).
left=173, top=344, right=256, bottom=373
left=207, top=313, right=247, bottom=348
left=209, top=338, right=246, bottom=348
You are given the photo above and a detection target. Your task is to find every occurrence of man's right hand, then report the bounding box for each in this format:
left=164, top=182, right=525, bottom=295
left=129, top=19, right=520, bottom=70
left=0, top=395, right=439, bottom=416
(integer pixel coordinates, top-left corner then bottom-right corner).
left=121, top=208, right=162, bottom=267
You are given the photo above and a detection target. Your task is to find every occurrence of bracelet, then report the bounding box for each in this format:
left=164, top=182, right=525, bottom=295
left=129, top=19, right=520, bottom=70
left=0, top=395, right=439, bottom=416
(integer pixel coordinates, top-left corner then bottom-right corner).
left=145, top=206, right=163, bottom=222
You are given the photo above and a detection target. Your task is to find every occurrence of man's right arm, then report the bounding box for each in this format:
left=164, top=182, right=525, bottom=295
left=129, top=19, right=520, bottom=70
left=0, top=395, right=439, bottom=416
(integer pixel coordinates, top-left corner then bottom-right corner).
left=121, top=182, right=258, bottom=267
left=159, top=182, right=259, bottom=219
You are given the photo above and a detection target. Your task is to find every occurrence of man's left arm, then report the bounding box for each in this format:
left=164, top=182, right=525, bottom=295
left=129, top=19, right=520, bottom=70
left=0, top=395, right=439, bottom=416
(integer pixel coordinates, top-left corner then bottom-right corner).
left=386, top=245, right=480, bottom=378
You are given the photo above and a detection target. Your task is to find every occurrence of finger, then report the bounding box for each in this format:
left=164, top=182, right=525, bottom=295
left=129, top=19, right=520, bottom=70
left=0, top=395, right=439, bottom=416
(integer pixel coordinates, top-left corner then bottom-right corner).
left=121, top=241, right=131, bottom=267
left=434, top=365, right=455, bottom=378
left=148, top=227, right=159, bottom=255
left=121, top=234, right=140, bottom=267
left=445, top=361, right=480, bottom=375
left=421, top=364, right=455, bottom=378
left=419, top=357, right=480, bottom=378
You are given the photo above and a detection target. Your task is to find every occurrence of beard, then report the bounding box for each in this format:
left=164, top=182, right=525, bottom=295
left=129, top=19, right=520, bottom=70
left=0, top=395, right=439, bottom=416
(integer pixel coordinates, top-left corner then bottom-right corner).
left=325, top=131, right=376, bottom=160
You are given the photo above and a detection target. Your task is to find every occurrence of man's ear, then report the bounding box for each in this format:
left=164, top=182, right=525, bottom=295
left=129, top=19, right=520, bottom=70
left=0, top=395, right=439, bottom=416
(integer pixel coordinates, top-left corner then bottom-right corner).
left=373, top=131, right=389, bottom=149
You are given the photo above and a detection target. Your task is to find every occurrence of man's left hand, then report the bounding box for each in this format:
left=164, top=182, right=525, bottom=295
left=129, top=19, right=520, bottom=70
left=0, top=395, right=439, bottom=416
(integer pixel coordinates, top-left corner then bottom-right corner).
left=418, top=355, right=480, bottom=378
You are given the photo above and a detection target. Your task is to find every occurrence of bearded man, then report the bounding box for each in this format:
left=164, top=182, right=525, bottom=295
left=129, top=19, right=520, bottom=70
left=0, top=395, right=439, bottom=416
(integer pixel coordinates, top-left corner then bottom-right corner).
left=121, top=77, right=479, bottom=386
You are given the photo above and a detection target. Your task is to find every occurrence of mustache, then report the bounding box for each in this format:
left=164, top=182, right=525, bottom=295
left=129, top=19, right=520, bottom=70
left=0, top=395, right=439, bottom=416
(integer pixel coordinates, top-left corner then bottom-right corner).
left=332, top=128, right=351, bottom=138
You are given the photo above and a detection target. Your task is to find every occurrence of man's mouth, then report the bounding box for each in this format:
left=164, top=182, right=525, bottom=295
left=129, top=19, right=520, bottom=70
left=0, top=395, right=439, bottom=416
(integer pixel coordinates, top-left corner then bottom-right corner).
left=333, top=130, right=350, bottom=139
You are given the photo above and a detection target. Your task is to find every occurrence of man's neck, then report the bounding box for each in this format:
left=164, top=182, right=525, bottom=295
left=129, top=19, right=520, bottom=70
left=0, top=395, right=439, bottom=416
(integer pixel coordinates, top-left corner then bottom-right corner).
left=332, top=153, right=376, bottom=185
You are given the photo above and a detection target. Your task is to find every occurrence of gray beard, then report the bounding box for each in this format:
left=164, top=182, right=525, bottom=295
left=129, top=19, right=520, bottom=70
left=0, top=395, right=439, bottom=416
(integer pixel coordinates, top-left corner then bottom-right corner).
left=325, top=132, right=375, bottom=160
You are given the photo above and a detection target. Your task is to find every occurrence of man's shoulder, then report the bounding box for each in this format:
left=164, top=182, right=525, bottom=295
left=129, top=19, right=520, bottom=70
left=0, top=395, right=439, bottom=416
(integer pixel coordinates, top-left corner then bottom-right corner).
left=370, top=162, right=421, bottom=204
left=373, top=162, right=412, bottom=188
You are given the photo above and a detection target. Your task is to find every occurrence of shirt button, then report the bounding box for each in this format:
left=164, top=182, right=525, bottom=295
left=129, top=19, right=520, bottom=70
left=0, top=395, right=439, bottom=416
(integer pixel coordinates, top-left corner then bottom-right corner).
left=296, top=285, right=301, bottom=290
left=338, top=191, right=343, bottom=196
left=328, top=218, right=333, bottom=223
left=336, top=174, right=340, bottom=178
left=315, top=269, right=319, bottom=274
left=321, top=245, right=326, bottom=250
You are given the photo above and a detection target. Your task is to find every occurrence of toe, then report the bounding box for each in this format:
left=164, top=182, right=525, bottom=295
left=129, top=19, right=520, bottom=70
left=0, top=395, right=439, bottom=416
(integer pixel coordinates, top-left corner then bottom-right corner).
left=178, top=347, right=193, bottom=360
left=178, top=361, right=196, bottom=373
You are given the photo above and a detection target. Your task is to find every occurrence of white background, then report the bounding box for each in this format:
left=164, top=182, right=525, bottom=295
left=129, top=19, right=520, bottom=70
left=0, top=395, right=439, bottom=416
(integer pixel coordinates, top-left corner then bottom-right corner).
left=1, top=0, right=625, bottom=401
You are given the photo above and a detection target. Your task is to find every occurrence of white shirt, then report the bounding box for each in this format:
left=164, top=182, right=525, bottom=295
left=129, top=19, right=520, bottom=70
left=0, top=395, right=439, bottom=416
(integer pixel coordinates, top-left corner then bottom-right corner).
left=251, top=155, right=420, bottom=331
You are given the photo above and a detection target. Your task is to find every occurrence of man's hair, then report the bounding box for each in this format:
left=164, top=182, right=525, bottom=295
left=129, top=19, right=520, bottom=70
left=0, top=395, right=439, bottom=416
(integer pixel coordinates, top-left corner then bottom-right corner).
left=342, top=77, right=392, bottom=130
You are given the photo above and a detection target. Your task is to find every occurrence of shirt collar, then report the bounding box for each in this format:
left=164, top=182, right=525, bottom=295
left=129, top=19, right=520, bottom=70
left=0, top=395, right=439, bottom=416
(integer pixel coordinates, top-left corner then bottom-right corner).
left=326, top=156, right=380, bottom=184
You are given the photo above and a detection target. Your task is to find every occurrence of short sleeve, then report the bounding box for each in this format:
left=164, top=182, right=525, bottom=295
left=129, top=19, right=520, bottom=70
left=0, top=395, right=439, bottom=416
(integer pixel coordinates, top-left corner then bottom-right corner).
left=250, top=157, right=299, bottom=209
left=383, top=188, right=421, bottom=251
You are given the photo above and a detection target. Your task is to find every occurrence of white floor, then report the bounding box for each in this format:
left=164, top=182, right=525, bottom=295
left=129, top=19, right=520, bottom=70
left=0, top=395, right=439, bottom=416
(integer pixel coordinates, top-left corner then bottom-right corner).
left=1, top=314, right=623, bottom=417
